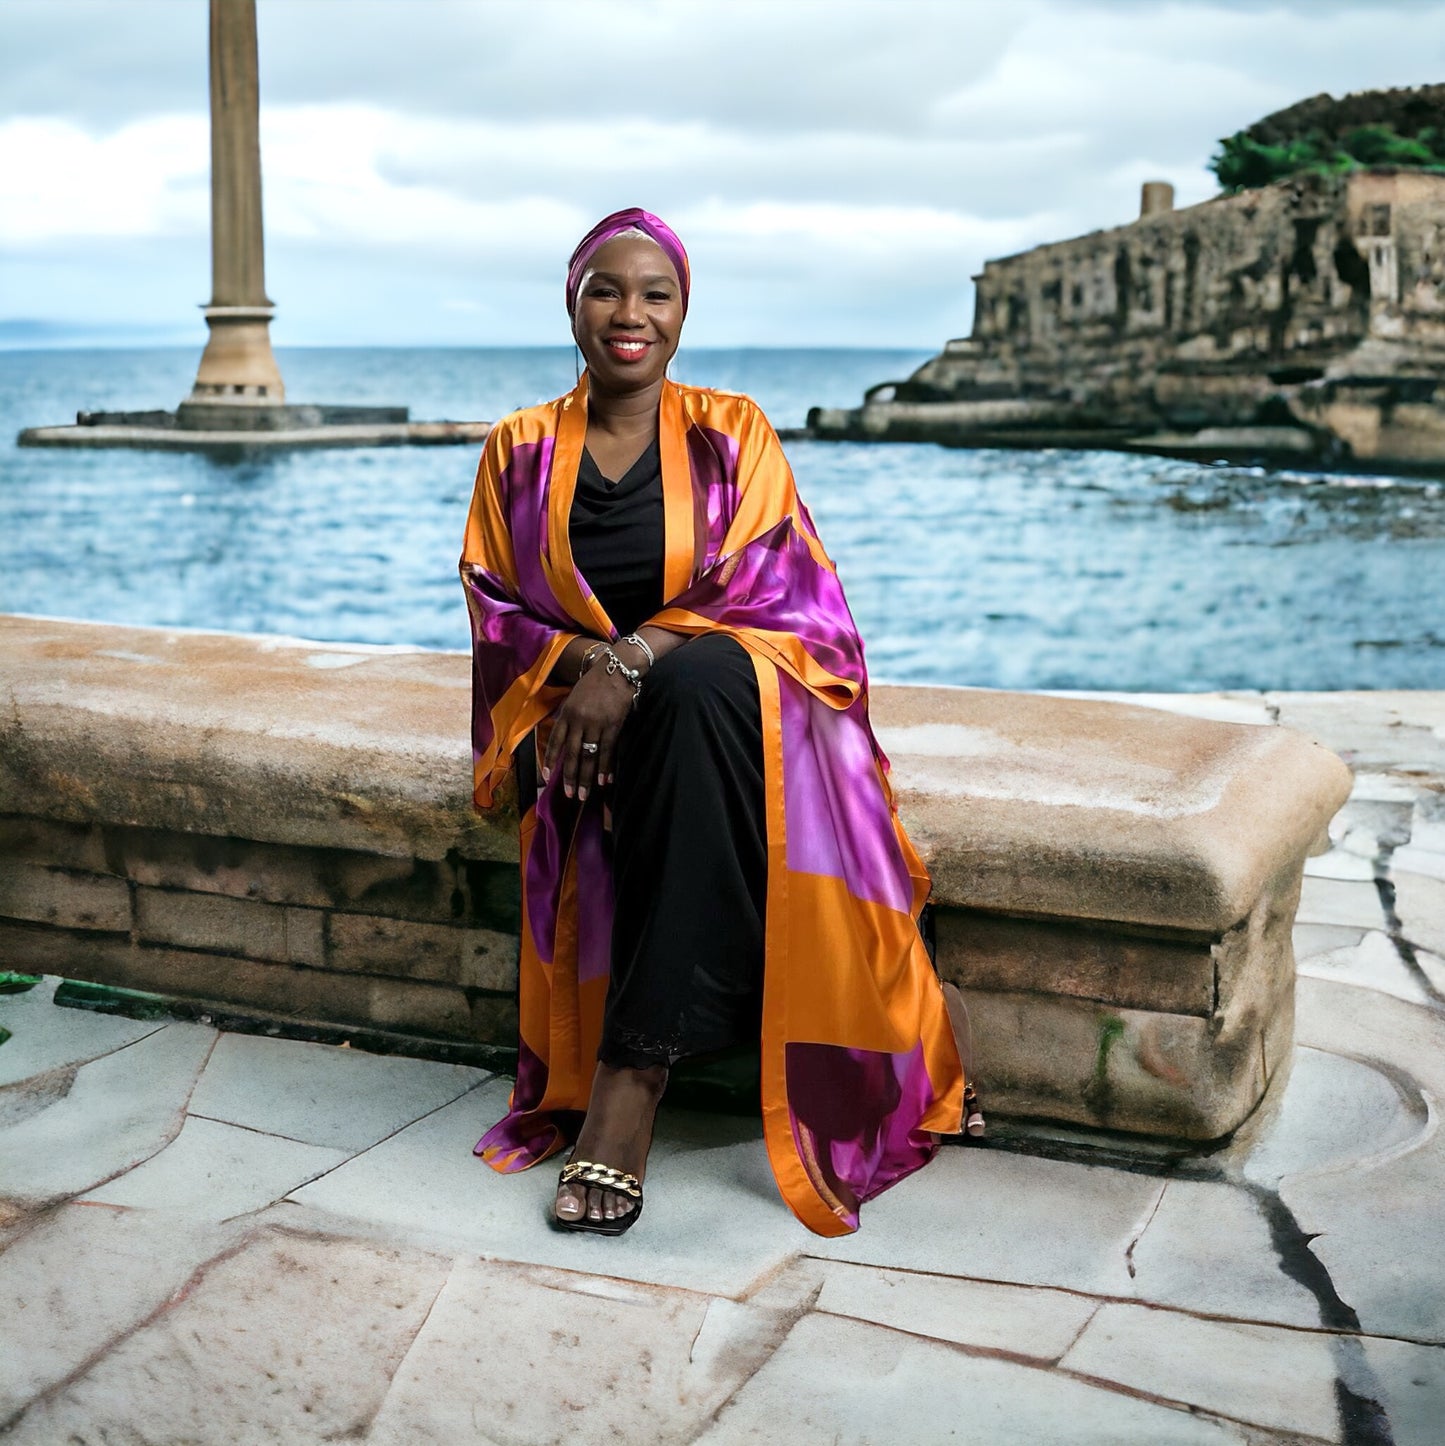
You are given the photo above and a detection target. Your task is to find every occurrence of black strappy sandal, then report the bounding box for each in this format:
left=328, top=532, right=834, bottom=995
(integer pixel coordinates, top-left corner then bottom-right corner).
left=551, top=1158, right=645, bottom=1236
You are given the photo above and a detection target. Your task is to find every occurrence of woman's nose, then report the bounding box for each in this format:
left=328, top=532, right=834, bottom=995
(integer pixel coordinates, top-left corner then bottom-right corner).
left=614, top=290, right=645, bottom=325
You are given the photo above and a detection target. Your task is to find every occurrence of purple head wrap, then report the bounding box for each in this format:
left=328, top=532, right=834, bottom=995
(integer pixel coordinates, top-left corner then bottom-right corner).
left=565, top=208, right=691, bottom=317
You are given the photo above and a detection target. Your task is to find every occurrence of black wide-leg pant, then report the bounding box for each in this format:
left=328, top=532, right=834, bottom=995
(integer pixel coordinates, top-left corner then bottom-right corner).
left=599, top=633, right=768, bottom=1069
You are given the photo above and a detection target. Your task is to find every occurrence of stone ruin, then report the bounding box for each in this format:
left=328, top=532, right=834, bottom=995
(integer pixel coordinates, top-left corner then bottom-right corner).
left=811, top=167, right=1445, bottom=470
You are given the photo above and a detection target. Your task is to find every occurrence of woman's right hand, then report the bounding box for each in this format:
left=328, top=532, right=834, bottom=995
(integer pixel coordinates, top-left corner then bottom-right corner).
left=544, top=663, right=636, bottom=801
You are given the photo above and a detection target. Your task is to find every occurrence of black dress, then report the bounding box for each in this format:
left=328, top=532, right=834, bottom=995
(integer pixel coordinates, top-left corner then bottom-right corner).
left=568, top=441, right=766, bottom=1070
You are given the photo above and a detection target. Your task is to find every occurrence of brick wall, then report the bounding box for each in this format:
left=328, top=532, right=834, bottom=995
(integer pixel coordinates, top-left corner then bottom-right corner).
left=0, top=815, right=520, bottom=1052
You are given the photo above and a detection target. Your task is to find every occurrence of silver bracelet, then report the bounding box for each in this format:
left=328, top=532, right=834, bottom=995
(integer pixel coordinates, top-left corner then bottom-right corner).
left=620, top=632, right=655, bottom=669
left=578, top=640, right=610, bottom=677
left=601, top=647, right=644, bottom=708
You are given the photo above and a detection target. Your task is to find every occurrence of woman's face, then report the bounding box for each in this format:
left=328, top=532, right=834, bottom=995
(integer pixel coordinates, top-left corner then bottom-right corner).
left=571, top=234, right=684, bottom=393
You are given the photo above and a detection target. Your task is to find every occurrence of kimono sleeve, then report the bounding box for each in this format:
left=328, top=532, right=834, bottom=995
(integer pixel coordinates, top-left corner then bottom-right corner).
left=459, top=424, right=579, bottom=808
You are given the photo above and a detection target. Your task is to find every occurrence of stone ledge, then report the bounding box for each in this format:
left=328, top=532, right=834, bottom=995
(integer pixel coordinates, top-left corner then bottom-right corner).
left=0, top=613, right=1357, bottom=1141
left=0, top=615, right=1351, bottom=931
left=875, top=688, right=1348, bottom=932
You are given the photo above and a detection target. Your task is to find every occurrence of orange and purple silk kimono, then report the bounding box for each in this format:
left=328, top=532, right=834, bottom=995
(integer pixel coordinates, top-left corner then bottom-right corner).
left=460, top=375, right=965, bottom=1236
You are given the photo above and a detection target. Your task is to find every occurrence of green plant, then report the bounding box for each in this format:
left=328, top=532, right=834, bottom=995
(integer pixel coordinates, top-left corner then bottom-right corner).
left=1211, top=122, right=1445, bottom=192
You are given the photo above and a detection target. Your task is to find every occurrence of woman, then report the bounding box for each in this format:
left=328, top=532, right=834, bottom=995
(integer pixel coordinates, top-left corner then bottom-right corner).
left=460, top=208, right=981, bottom=1239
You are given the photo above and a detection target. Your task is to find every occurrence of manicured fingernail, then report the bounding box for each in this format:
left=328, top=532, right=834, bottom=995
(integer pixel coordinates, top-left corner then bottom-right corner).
left=578, top=786, right=589, bottom=801
left=565, top=784, right=574, bottom=798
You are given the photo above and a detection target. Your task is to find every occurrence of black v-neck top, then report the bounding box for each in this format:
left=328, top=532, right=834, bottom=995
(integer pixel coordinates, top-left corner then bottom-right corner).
left=568, top=438, right=666, bottom=636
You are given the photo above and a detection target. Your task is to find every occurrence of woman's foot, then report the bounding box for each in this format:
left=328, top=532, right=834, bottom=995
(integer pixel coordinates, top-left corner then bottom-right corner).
left=554, top=1062, right=667, bottom=1227
left=942, top=982, right=985, bottom=1138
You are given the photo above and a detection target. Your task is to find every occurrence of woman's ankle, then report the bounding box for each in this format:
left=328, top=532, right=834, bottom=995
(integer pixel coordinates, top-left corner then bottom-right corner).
left=593, top=1060, right=668, bottom=1102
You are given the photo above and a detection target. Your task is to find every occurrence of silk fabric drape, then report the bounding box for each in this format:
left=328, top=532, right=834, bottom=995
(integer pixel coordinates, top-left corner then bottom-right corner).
left=460, top=376, right=964, bottom=1236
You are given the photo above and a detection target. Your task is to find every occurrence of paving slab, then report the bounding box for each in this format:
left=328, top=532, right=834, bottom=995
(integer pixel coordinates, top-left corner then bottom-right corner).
left=1393, top=869, right=1445, bottom=957
left=811, top=1259, right=1098, bottom=1361
left=1409, top=791, right=1445, bottom=849
left=1392, top=844, right=1445, bottom=880
left=186, top=1030, right=490, bottom=1151
left=80, top=1114, right=351, bottom=1215
left=697, top=1310, right=1240, bottom=1445
left=0, top=1202, right=247, bottom=1423
left=1294, top=922, right=1367, bottom=961
left=1124, top=1178, right=1324, bottom=1328
left=808, top=1147, right=1164, bottom=1297
left=1331, top=798, right=1414, bottom=856
left=1296, top=875, right=1387, bottom=930
left=1288, top=977, right=1445, bottom=1342
left=1348, top=773, right=1428, bottom=803
left=1295, top=928, right=1433, bottom=1006
left=366, top=1257, right=791, bottom=1446
left=1060, top=1301, right=1341, bottom=1439
left=289, top=1078, right=799, bottom=1298
left=0, top=1022, right=214, bottom=1206
left=1304, top=847, right=1379, bottom=881
left=3, top=1230, right=451, bottom=1445
left=0, top=977, right=167, bottom=1086
left=1418, top=948, right=1445, bottom=996
left=1351, top=1336, right=1445, bottom=1446
left=1267, top=692, right=1445, bottom=773
left=1230, top=1044, right=1425, bottom=1189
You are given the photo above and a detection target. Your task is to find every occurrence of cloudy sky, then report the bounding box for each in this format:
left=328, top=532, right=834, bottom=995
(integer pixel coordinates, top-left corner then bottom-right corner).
left=3, top=0, right=1444, bottom=348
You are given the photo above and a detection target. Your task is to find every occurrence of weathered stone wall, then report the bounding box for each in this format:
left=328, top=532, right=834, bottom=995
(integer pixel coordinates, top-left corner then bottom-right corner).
left=0, top=615, right=1354, bottom=1141
left=814, top=170, right=1445, bottom=467
left=0, top=815, right=520, bottom=1055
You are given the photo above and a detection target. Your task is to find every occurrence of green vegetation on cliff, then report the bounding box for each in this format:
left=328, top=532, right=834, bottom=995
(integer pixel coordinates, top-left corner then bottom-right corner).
left=1212, top=125, right=1445, bottom=192
left=1211, top=85, right=1445, bottom=192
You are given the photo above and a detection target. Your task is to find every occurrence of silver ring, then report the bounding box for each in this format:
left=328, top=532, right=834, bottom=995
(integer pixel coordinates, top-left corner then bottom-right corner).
left=580, top=742, right=599, bottom=754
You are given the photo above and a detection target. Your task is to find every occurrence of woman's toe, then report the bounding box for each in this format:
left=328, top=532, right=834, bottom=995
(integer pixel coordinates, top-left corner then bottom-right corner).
left=555, top=1184, right=585, bottom=1220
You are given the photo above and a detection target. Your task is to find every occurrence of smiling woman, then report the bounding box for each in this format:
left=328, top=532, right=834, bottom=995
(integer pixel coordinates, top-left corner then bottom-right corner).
left=458, top=207, right=982, bottom=1241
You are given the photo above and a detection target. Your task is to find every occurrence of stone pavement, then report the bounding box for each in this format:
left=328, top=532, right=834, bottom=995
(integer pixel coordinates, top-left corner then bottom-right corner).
left=1, top=690, right=1443, bottom=1446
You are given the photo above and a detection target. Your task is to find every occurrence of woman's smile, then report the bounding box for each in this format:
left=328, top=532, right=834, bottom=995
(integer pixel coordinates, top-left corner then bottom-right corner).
left=604, top=336, right=655, bottom=363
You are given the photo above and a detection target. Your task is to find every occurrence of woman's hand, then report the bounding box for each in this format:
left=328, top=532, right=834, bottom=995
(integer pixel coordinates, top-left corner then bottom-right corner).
left=544, top=663, right=635, bottom=801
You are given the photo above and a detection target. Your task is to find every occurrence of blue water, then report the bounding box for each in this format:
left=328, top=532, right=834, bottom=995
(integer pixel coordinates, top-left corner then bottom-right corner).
left=2, top=346, right=1442, bottom=691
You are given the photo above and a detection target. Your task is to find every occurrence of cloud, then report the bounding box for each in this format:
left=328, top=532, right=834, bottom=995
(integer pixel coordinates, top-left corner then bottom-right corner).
left=0, top=113, right=208, bottom=244
left=3, top=0, right=1445, bottom=345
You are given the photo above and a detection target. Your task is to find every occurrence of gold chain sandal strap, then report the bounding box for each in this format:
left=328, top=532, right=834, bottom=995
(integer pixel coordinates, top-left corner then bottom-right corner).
left=559, top=1159, right=642, bottom=1199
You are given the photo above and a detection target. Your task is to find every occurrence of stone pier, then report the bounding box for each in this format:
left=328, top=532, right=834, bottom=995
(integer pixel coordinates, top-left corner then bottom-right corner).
left=15, top=0, right=482, bottom=453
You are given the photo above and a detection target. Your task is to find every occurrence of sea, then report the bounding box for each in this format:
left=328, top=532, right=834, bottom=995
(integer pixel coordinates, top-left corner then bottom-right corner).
left=1, top=345, right=1442, bottom=693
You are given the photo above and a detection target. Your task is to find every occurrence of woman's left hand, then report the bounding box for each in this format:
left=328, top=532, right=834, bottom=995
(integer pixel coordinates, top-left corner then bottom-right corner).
left=543, top=665, right=635, bottom=801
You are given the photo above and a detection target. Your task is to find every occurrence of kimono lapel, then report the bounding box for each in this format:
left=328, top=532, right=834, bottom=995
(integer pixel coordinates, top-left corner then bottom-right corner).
left=543, top=376, right=615, bottom=637
left=659, top=380, right=698, bottom=598
left=546, top=375, right=699, bottom=634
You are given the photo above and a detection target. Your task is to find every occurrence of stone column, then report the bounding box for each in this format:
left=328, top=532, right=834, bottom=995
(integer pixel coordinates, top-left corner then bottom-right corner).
left=183, top=0, right=285, bottom=418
